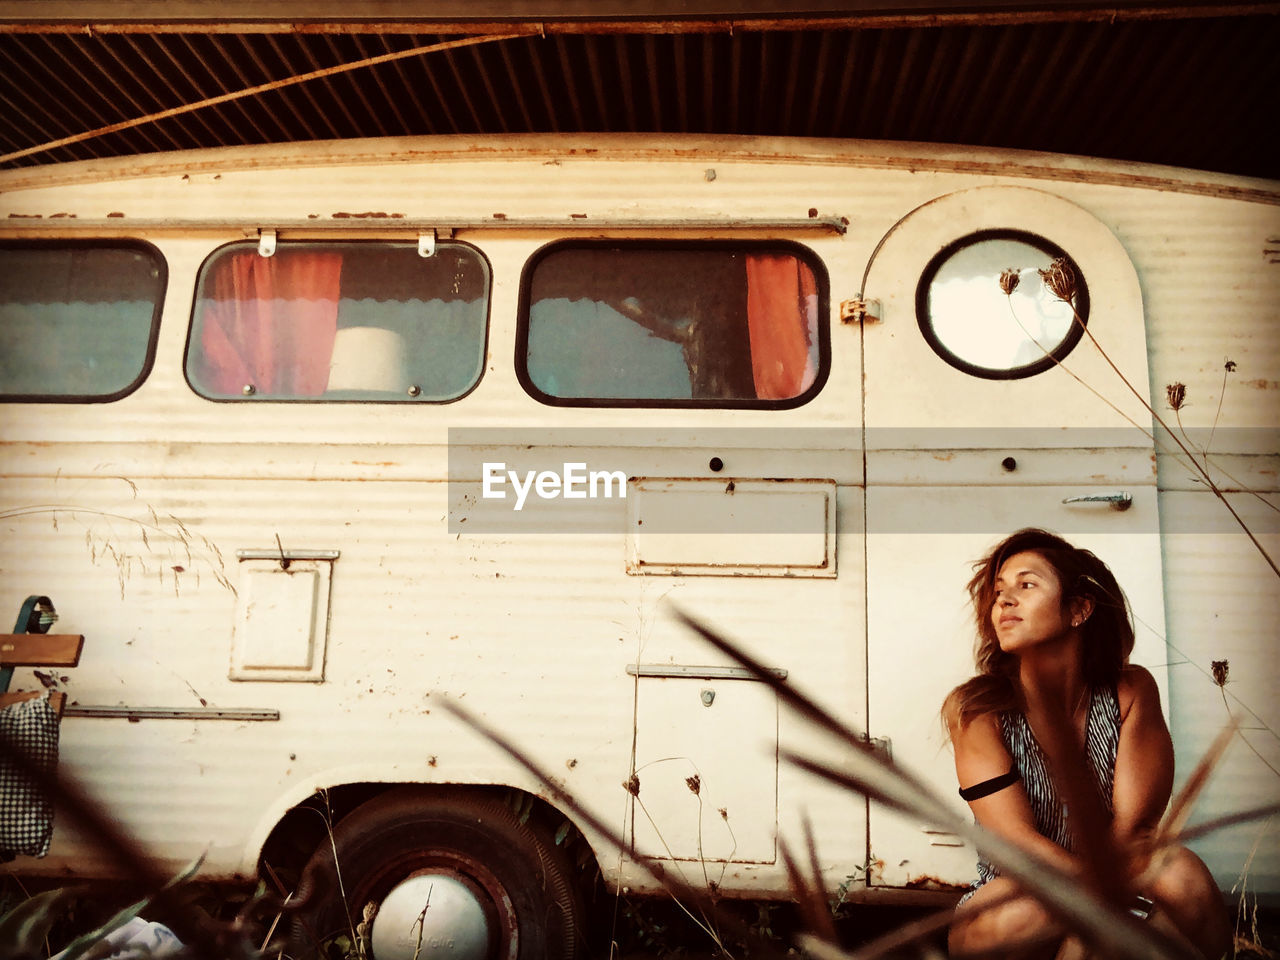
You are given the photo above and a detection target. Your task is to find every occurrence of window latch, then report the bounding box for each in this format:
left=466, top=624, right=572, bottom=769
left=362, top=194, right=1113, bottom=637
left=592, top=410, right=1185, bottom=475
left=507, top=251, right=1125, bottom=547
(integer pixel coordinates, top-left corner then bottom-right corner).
left=257, top=229, right=276, bottom=258
left=418, top=230, right=437, bottom=258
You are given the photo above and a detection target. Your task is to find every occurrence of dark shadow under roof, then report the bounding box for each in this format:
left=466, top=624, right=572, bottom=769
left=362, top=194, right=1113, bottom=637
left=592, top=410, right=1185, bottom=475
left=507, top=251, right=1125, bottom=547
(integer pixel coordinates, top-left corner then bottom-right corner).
left=1, top=5, right=1276, bottom=179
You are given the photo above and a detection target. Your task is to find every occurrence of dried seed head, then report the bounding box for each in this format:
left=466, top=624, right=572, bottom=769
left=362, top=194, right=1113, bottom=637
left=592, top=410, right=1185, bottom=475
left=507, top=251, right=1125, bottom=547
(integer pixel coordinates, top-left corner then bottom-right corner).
left=685, top=774, right=701, bottom=795
left=1225, top=359, right=1238, bottom=372
left=1211, top=659, right=1229, bottom=687
left=623, top=773, right=640, bottom=796
left=362, top=902, right=379, bottom=923
left=1038, top=258, right=1077, bottom=302
left=1166, top=382, right=1187, bottom=411
left=998, top=268, right=1021, bottom=296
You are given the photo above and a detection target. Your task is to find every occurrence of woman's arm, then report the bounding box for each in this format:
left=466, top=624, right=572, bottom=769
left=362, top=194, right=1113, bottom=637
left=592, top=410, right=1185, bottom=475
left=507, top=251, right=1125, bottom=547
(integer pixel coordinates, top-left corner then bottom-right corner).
left=951, top=712, right=1080, bottom=874
left=1111, top=665, right=1175, bottom=853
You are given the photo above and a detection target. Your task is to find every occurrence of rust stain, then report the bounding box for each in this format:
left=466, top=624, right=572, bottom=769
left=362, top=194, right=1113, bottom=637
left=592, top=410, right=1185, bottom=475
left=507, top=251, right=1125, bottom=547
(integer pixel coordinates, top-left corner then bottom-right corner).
left=7, top=213, right=41, bottom=218
left=1242, top=378, right=1279, bottom=390
left=330, top=211, right=406, bottom=219
left=106, top=211, right=125, bottom=218
left=904, top=874, right=969, bottom=892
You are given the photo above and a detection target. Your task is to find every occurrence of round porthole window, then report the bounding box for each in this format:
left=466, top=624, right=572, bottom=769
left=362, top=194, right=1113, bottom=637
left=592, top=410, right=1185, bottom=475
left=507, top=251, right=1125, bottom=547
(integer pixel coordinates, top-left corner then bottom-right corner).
left=916, top=229, right=1090, bottom=379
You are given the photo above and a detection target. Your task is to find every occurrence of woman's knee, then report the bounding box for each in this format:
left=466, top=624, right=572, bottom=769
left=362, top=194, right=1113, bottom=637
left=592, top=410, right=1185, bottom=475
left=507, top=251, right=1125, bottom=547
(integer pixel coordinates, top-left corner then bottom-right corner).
left=1148, top=846, right=1221, bottom=905
left=1145, top=847, right=1230, bottom=957
left=950, top=882, right=1058, bottom=957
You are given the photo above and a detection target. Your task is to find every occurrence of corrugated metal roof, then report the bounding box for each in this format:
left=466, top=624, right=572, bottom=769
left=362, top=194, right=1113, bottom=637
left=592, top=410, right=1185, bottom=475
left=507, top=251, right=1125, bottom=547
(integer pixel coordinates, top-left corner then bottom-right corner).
left=1, top=11, right=1276, bottom=177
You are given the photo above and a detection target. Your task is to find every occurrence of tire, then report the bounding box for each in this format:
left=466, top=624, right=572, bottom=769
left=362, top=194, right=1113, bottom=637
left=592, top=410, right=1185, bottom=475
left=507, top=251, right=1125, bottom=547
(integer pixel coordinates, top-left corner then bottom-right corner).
left=287, top=787, right=586, bottom=960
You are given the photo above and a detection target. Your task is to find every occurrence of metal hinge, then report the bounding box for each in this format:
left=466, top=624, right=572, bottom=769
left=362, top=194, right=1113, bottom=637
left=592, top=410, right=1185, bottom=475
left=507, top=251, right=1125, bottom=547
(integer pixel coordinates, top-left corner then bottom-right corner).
left=864, top=735, right=892, bottom=761
left=840, top=297, right=881, bottom=324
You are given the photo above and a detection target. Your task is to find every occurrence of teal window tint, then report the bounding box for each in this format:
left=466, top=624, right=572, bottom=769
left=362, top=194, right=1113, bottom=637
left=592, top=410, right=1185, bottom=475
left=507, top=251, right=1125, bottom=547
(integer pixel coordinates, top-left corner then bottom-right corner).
left=187, top=242, right=490, bottom=402
left=0, top=243, right=163, bottom=401
left=521, top=244, right=825, bottom=406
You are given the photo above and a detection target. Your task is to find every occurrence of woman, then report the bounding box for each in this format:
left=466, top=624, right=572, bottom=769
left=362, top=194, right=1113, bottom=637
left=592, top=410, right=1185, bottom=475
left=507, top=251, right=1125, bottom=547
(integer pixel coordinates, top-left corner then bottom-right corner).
left=943, top=528, right=1230, bottom=959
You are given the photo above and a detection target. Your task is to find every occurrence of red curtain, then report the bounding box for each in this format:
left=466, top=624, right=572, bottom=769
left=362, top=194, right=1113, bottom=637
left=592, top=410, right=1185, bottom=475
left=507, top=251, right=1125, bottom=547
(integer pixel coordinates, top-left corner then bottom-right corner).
left=197, top=251, right=343, bottom=396
left=745, top=255, right=818, bottom=400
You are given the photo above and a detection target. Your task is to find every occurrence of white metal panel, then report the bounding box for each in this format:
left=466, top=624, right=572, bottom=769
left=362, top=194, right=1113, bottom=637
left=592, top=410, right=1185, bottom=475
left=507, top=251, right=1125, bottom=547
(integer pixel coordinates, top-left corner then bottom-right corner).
left=1160, top=496, right=1280, bottom=895
left=626, top=479, right=836, bottom=576
left=860, top=185, right=1155, bottom=437
left=631, top=677, right=777, bottom=864
left=230, top=558, right=330, bottom=680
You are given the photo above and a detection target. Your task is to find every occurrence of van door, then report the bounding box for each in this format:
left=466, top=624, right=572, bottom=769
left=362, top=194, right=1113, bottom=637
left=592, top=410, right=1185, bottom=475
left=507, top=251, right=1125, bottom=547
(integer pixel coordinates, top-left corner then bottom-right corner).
left=859, top=187, right=1169, bottom=889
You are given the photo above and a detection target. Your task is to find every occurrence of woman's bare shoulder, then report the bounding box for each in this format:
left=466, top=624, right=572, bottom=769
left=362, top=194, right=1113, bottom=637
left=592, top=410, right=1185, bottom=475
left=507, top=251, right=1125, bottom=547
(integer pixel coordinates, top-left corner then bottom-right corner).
left=950, top=708, right=1008, bottom=756
left=1117, top=664, right=1162, bottom=720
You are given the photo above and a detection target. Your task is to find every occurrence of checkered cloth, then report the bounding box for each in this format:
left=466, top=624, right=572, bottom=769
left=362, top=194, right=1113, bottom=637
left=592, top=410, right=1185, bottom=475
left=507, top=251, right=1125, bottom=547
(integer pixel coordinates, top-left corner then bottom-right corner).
left=0, top=693, right=59, bottom=860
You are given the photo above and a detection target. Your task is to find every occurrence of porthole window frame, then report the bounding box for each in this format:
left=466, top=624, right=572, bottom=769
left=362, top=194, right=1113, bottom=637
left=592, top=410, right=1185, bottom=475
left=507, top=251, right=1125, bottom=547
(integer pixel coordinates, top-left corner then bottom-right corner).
left=0, top=238, right=166, bottom=404
left=915, top=228, right=1091, bottom=381
left=515, top=238, right=831, bottom=410
left=183, top=238, right=493, bottom=404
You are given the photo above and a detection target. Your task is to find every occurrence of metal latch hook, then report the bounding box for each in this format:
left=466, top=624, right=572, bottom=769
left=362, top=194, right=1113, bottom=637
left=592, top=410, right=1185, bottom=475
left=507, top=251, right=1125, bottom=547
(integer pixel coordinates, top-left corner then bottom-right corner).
left=1062, top=492, right=1132, bottom=511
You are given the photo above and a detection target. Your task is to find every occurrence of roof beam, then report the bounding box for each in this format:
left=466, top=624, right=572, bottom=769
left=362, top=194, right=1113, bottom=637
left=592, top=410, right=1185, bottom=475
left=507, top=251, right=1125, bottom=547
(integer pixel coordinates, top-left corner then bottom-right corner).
left=0, top=0, right=1273, bottom=32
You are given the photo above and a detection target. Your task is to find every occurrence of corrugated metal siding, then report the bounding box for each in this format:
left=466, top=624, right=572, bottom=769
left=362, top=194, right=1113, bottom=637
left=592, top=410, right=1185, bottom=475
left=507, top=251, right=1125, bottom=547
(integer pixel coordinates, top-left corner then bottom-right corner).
left=1, top=17, right=1277, bottom=177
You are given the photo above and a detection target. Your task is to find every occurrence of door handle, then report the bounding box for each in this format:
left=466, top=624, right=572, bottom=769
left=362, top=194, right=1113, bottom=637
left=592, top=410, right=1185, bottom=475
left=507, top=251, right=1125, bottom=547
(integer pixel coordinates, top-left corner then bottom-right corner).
left=1061, top=491, right=1132, bottom=511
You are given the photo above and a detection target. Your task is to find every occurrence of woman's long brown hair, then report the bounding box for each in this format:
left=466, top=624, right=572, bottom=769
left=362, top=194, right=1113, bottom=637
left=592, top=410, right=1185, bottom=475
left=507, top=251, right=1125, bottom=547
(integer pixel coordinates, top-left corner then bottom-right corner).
left=942, top=528, right=1135, bottom=735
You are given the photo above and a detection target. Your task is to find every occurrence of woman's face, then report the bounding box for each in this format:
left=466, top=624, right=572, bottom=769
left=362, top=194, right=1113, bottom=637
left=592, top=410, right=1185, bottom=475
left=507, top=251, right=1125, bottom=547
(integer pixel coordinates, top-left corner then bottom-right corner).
left=990, top=550, right=1073, bottom=654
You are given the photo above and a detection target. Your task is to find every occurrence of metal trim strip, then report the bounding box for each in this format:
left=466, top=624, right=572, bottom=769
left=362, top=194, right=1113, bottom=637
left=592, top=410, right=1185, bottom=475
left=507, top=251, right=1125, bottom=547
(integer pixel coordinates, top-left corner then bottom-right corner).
left=626, top=663, right=788, bottom=681
left=62, top=705, right=281, bottom=721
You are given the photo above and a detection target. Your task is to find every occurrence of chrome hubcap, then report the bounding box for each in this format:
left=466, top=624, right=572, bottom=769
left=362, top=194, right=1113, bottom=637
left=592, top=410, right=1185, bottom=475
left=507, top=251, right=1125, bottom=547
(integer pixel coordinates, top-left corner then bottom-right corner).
left=370, top=873, right=494, bottom=960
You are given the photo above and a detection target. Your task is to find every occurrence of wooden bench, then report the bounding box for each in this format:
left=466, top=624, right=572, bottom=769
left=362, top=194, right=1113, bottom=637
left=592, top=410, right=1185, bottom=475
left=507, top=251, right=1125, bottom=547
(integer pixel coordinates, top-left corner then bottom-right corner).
left=0, top=632, right=84, bottom=718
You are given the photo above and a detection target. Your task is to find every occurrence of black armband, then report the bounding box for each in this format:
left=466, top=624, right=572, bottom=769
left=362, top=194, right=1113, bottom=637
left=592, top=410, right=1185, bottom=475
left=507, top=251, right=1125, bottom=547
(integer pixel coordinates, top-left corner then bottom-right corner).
left=958, top=766, right=1021, bottom=801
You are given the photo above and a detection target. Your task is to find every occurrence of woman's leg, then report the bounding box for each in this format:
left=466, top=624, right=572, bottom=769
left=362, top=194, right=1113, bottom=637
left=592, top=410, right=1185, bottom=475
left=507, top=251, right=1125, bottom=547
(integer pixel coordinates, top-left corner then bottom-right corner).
left=1142, top=846, right=1232, bottom=959
left=949, top=878, right=1063, bottom=959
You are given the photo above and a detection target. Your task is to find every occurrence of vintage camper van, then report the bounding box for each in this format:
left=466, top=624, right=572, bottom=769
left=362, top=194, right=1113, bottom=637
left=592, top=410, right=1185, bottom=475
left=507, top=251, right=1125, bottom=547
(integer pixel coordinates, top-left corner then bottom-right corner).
left=1, top=134, right=1277, bottom=955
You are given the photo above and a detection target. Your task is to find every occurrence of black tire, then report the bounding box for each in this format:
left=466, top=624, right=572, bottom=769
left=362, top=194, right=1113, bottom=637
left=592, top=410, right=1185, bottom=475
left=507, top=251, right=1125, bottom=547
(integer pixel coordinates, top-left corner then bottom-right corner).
left=287, top=787, right=586, bottom=960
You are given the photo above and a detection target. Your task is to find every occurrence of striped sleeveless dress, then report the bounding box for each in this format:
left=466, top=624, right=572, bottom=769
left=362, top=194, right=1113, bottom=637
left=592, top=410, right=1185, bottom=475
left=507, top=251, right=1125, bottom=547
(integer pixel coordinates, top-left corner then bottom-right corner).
left=958, top=685, right=1122, bottom=904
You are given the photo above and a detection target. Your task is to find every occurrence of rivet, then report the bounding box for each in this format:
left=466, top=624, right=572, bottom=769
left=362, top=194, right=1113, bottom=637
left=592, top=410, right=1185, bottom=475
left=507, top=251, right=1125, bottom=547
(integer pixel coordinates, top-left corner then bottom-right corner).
left=1002, top=457, right=1017, bottom=472
left=407, top=384, right=422, bottom=397
left=242, top=384, right=256, bottom=396
left=709, top=456, right=724, bottom=472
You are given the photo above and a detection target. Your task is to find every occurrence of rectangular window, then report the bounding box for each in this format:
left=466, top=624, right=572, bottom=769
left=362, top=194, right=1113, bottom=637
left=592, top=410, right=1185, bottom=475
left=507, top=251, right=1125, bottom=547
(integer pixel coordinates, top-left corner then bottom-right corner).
left=0, top=242, right=164, bottom=402
left=518, top=242, right=827, bottom=407
left=186, top=241, right=490, bottom=402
